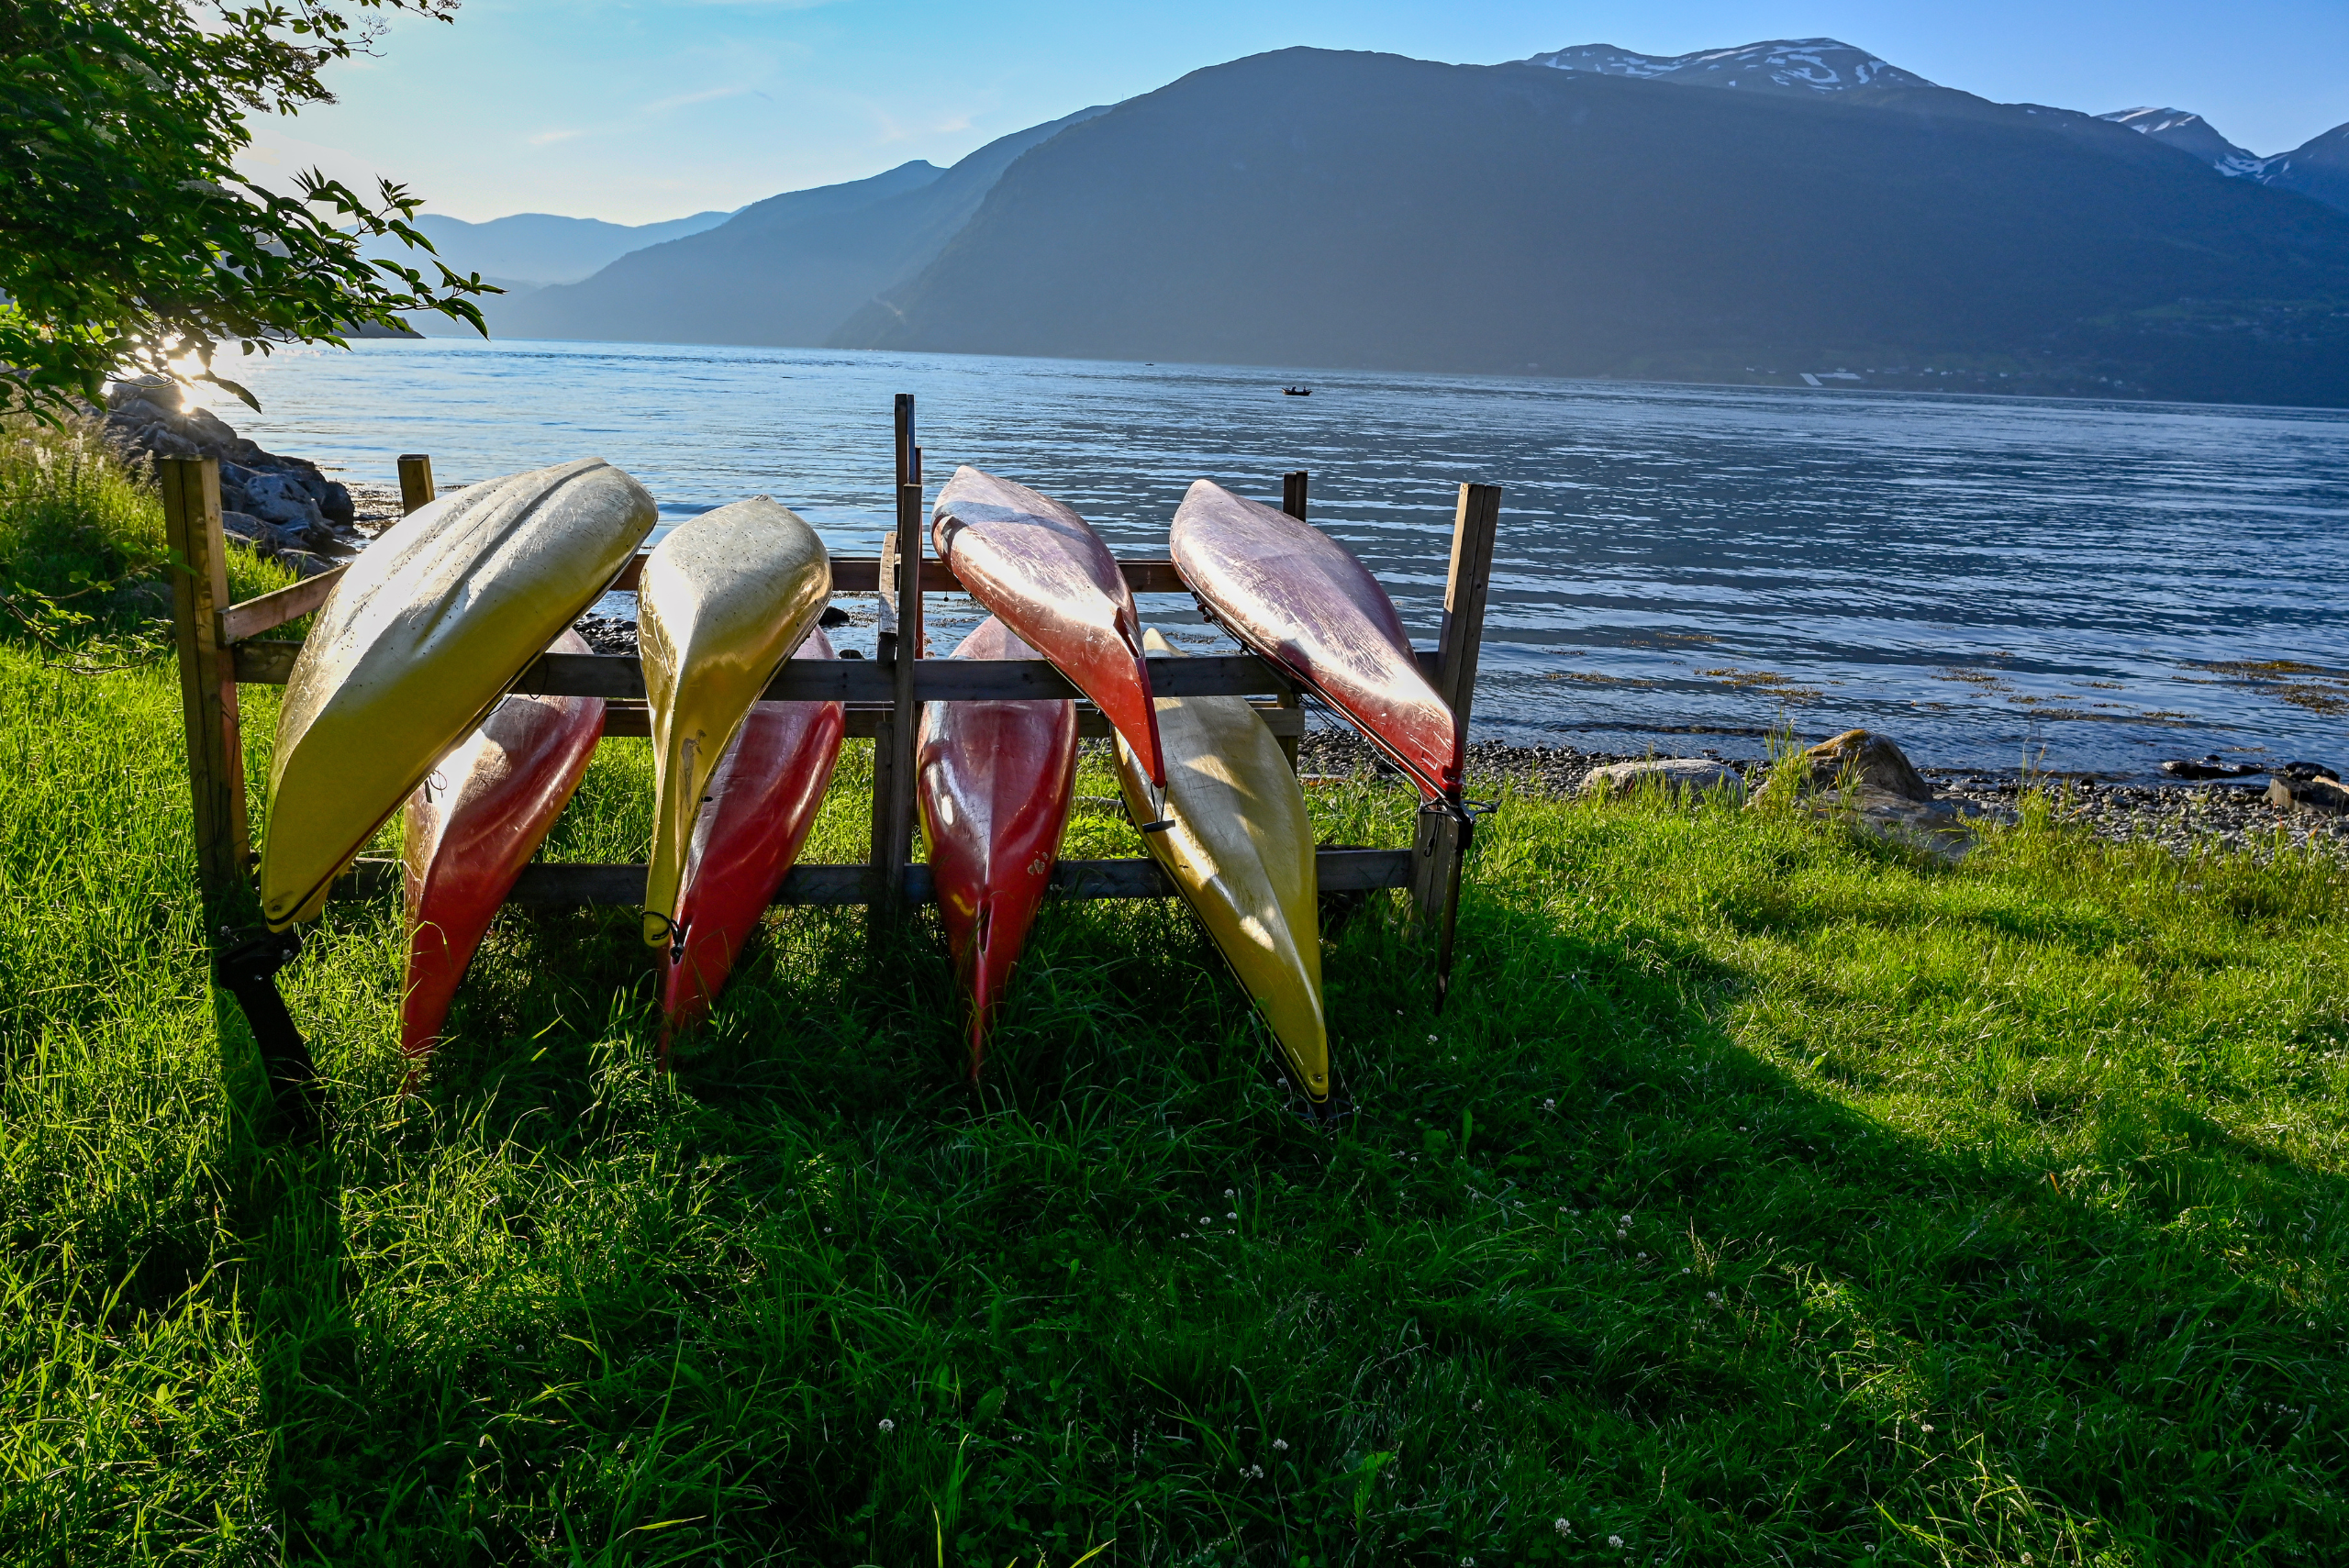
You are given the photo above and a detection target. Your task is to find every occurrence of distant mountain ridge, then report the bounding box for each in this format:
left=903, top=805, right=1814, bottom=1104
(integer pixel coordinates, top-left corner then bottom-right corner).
left=384, top=209, right=735, bottom=292
left=440, top=38, right=2349, bottom=406
left=1523, top=38, right=1932, bottom=95
left=834, top=48, right=2349, bottom=406
left=2096, top=108, right=2263, bottom=175
left=492, top=107, right=1107, bottom=347
left=2095, top=103, right=2349, bottom=218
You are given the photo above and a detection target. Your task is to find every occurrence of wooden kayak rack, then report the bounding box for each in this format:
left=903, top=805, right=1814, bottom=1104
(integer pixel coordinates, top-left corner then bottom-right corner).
left=161, top=395, right=1500, bottom=976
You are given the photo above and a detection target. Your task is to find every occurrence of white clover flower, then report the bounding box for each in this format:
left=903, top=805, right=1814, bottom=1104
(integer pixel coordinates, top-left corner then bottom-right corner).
left=1429, top=1034, right=1439, bottom=1043
left=1920, top=1423, right=1934, bottom=1433
left=1244, top=1463, right=1264, bottom=1479
left=1554, top=1518, right=1571, bottom=1536
left=1226, top=1212, right=1237, bottom=1220
left=1609, top=1535, right=1624, bottom=1550
left=1272, top=1439, right=1288, bottom=1451
left=877, top=1418, right=895, bottom=1434
left=1543, top=1098, right=1556, bottom=1110
left=1620, top=1214, right=1634, bottom=1225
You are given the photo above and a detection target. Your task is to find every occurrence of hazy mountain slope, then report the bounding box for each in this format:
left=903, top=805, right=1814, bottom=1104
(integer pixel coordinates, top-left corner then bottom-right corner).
left=496, top=107, right=1107, bottom=347
left=400, top=209, right=735, bottom=286
left=2262, top=122, right=2349, bottom=213
left=2096, top=107, right=2263, bottom=175
left=834, top=49, right=2349, bottom=406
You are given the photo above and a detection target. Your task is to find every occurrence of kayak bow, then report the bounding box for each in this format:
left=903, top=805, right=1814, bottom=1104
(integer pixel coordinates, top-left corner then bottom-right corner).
left=400, top=629, right=605, bottom=1068
left=662, top=628, right=848, bottom=1039
left=261, top=458, right=656, bottom=929
left=917, top=617, right=1079, bottom=1078
left=930, top=466, right=1165, bottom=787
left=1114, top=628, right=1329, bottom=1104
left=1171, top=478, right=1460, bottom=799
left=640, top=495, right=831, bottom=949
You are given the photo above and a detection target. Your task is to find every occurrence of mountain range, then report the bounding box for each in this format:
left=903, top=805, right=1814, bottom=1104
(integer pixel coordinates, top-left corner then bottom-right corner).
left=379, top=209, right=734, bottom=292
left=410, top=39, right=2349, bottom=406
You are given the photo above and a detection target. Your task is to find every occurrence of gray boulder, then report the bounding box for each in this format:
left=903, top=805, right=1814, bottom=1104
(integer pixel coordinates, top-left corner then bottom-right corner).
left=1582, top=758, right=1746, bottom=799
left=2268, top=775, right=2349, bottom=816
left=1798, top=728, right=1933, bottom=801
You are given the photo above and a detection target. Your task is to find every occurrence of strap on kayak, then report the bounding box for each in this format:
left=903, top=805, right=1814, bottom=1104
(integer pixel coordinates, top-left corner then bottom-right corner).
left=1137, top=779, right=1174, bottom=834
left=216, top=925, right=326, bottom=1144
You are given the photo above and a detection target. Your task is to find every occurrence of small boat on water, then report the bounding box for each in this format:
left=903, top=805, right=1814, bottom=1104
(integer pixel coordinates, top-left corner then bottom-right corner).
left=400, top=629, right=606, bottom=1070
left=917, top=617, right=1080, bottom=1079
left=259, top=458, right=656, bottom=929
left=1282, top=386, right=1312, bottom=396
left=1171, top=478, right=1461, bottom=799
left=640, top=496, right=832, bottom=951
left=662, top=628, right=847, bottom=1040
left=1115, top=628, right=1330, bottom=1108
left=930, top=466, right=1166, bottom=787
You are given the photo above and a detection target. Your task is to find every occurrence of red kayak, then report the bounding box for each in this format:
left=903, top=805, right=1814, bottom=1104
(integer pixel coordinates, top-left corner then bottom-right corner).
left=916, top=617, right=1079, bottom=1079
left=1171, top=479, right=1462, bottom=799
left=930, top=466, right=1165, bottom=787
left=662, top=628, right=847, bottom=1040
left=401, top=629, right=606, bottom=1070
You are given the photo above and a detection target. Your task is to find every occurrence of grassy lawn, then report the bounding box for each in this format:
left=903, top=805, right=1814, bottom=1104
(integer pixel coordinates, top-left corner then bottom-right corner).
left=3, top=430, right=2345, bottom=1565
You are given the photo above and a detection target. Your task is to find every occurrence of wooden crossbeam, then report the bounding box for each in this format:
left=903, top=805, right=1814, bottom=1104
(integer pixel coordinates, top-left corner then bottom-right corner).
left=331, top=846, right=1412, bottom=908
left=227, top=644, right=1373, bottom=706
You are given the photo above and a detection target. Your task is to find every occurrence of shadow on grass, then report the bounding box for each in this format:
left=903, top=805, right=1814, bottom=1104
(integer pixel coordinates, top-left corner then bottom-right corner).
left=227, top=806, right=2348, bottom=1566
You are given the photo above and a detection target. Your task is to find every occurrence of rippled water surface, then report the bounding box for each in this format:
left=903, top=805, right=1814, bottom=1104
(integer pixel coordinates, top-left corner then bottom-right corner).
left=191, top=338, right=2349, bottom=776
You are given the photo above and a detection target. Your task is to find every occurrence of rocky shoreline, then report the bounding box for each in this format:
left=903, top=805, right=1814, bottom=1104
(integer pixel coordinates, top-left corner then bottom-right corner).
left=1296, top=730, right=2349, bottom=858
left=96, top=380, right=391, bottom=574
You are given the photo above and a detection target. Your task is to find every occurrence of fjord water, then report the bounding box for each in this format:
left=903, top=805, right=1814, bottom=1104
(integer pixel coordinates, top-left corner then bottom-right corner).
left=193, top=338, right=2349, bottom=777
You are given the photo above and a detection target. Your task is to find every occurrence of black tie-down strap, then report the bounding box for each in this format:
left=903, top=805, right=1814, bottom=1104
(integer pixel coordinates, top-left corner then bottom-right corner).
left=216, top=926, right=327, bottom=1142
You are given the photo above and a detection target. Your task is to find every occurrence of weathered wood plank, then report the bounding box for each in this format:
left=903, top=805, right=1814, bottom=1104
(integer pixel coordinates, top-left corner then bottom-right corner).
left=237, top=636, right=1425, bottom=706
left=161, top=457, right=248, bottom=903
left=595, top=701, right=1304, bottom=742
left=330, top=846, right=1408, bottom=907
left=219, top=566, right=347, bottom=644
left=606, top=553, right=1189, bottom=596
left=397, top=454, right=436, bottom=515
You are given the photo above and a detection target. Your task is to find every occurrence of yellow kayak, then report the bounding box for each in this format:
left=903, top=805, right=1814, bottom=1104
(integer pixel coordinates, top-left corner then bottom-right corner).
left=1114, top=628, right=1329, bottom=1104
left=640, top=496, right=831, bottom=949
left=260, top=459, right=657, bottom=929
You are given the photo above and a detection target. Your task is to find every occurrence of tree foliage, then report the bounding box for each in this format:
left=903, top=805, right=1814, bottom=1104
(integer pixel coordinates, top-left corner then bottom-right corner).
left=0, top=0, right=493, bottom=415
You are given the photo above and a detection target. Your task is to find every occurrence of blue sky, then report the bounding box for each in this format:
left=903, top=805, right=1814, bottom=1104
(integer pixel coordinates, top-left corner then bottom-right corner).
left=241, top=0, right=2349, bottom=225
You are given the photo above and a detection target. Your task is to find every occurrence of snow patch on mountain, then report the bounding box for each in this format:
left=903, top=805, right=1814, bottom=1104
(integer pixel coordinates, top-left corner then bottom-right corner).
left=1522, top=39, right=1933, bottom=95
left=2098, top=107, right=2265, bottom=176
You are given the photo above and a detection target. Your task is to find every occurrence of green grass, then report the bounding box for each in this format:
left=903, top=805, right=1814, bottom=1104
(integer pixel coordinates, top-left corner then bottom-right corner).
left=3, top=441, right=2346, bottom=1565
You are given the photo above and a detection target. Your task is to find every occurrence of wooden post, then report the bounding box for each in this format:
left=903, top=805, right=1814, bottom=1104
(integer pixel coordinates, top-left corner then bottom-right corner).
left=868, top=395, right=923, bottom=920
left=1411, top=481, right=1501, bottom=998
left=161, top=457, right=250, bottom=908
left=1274, top=470, right=1308, bottom=768
left=396, top=454, right=436, bottom=515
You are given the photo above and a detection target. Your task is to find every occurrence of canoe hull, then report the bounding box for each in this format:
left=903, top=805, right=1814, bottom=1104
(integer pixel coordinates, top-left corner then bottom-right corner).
left=930, top=466, right=1165, bottom=787
left=917, top=617, right=1079, bottom=1077
left=1114, top=628, right=1329, bottom=1103
left=640, top=497, right=832, bottom=948
left=401, top=631, right=605, bottom=1065
left=262, top=459, right=656, bottom=928
left=662, top=630, right=847, bottom=1038
left=1171, top=478, right=1460, bottom=799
